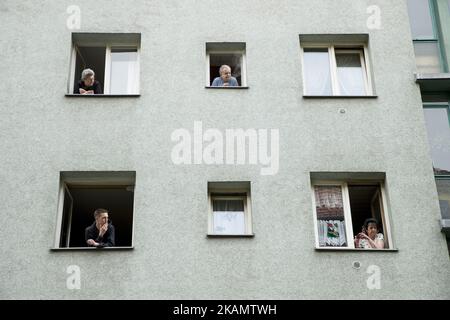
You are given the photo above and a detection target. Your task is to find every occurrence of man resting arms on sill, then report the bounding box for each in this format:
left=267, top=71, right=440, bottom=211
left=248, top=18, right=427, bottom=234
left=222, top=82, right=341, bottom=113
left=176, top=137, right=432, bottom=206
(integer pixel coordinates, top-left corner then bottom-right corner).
left=85, top=208, right=115, bottom=247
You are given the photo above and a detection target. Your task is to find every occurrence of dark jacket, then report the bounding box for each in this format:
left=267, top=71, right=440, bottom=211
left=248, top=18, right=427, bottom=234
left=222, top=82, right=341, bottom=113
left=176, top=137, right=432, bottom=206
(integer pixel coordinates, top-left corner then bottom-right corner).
left=74, top=80, right=103, bottom=94
left=85, top=221, right=115, bottom=247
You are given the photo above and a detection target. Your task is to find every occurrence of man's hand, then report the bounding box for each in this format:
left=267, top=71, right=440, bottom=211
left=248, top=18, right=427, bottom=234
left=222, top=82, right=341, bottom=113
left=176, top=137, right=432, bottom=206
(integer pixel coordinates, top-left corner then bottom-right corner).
left=87, top=239, right=99, bottom=246
left=79, top=88, right=87, bottom=94
left=99, top=223, right=108, bottom=237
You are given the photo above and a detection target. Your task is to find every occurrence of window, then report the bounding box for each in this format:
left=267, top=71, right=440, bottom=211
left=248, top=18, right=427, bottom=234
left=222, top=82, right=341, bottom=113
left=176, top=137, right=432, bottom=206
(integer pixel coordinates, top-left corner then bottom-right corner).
left=55, top=171, right=135, bottom=248
left=423, top=103, right=450, bottom=253
left=407, top=0, right=444, bottom=73
left=301, top=45, right=373, bottom=96
left=69, top=33, right=140, bottom=95
left=311, top=178, right=392, bottom=249
left=206, top=43, right=247, bottom=87
left=423, top=104, right=450, bottom=174
left=207, top=182, right=253, bottom=236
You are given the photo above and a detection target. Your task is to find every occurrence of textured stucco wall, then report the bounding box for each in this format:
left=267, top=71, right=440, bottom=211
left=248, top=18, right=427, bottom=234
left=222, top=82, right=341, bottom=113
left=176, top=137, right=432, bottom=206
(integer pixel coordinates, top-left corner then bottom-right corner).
left=0, top=0, right=449, bottom=299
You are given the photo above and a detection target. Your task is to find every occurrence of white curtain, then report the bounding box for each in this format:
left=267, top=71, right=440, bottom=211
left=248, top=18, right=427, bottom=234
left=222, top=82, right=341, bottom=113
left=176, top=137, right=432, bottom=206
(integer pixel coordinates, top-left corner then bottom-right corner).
left=314, top=186, right=343, bottom=210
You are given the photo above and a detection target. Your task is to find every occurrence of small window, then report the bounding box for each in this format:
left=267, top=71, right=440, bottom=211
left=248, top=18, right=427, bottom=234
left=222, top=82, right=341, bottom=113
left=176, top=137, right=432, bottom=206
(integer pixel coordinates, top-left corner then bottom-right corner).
left=55, top=171, right=135, bottom=248
left=206, top=43, right=247, bottom=87
left=301, top=45, right=372, bottom=96
left=311, top=179, right=392, bottom=249
left=208, top=182, right=253, bottom=236
left=407, top=0, right=444, bottom=73
left=69, top=33, right=140, bottom=95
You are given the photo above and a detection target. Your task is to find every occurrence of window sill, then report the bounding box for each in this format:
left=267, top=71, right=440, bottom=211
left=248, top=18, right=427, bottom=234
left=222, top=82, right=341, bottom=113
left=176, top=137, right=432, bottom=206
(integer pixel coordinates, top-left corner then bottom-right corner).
left=205, top=86, right=249, bottom=90
left=315, top=247, right=398, bottom=252
left=65, top=94, right=140, bottom=98
left=303, top=95, right=378, bottom=99
left=50, top=246, right=134, bottom=251
left=207, top=233, right=255, bottom=238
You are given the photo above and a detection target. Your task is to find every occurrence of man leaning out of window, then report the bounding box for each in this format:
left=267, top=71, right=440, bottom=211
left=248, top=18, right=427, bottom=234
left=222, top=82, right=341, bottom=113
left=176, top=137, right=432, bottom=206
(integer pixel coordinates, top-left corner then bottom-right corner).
left=74, top=68, right=102, bottom=94
left=85, top=208, right=115, bottom=247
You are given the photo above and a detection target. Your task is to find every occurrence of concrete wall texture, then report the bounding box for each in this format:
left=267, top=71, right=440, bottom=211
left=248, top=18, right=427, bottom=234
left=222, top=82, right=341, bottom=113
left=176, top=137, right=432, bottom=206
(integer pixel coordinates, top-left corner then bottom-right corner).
left=0, top=0, right=449, bottom=299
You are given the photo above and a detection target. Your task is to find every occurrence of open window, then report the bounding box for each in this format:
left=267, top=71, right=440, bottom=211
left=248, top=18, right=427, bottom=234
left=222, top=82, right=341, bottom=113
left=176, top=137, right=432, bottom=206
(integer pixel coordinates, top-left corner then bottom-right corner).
left=55, top=171, right=135, bottom=248
left=300, top=35, right=374, bottom=96
left=69, top=33, right=140, bottom=95
left=206, top=43, right=247, bottom=87
left=207, top=182, right=253, bottom=236
left=423, top=103, right=450, bottom=255
left=311, top=175, right=392, bottom=250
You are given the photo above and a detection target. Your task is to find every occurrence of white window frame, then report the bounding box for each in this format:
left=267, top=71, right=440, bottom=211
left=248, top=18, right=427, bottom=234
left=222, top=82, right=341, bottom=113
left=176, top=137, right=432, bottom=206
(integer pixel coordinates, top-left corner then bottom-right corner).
left=311, top=180, right=393, bottom=250
left=205, top=50, right=247, bottom=87
left=301, top=43, right=373, bottom=96
left=208, top=189, right=252, bottom=235
left=69, top=42, right=140, bottom=95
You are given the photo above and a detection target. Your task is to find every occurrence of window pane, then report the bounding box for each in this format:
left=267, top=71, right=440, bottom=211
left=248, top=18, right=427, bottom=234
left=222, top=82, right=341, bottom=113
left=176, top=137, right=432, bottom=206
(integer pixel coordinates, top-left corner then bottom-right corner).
left=110, top=49, right=138, bottom=94
left=74, top=46, right=106, bottom=93
left=414, top=42, right=442, bottom=73
left=437, top=180, right=450, bottom=219
left=213, top=199, right=244, bottom=211
left=335, top=53, right=366, bottom=96
left=314, top=186, right=347, bottom=247
left=407, top=0, right=435, bottom=39
left=209, top=53, right=242, bottom=86
left=423, top=108, right=450, bottom=173
left=213, top=199, right=245, bottom=234
left=303, top=49, right=332, bottom=95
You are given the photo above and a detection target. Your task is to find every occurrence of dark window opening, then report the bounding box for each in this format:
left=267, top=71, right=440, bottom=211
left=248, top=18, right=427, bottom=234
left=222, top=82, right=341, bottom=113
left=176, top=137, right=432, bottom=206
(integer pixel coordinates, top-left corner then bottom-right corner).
left=59, top=185, right=134, bottom=248
left=74, top=46, right=106, bottom=93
